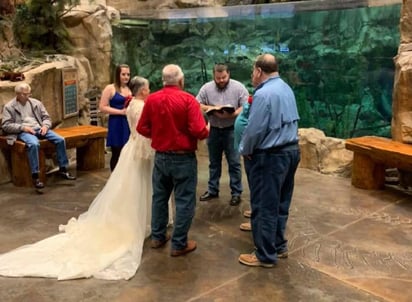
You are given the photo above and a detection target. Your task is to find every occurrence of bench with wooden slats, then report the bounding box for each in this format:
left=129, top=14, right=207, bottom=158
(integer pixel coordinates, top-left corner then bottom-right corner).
left=345, top=136, right=412, bottom=189
left=0, top=125, right=107, bottom=187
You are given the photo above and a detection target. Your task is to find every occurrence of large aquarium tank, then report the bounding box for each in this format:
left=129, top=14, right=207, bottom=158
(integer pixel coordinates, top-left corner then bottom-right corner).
left=112, top=0, right=401, bottom=139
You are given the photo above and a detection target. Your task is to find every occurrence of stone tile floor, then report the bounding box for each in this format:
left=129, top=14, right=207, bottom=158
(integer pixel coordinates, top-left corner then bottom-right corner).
left=0, top=152, right=411, bottom=302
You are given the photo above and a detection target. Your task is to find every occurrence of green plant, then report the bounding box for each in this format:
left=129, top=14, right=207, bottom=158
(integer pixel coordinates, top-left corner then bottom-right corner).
left=12, top=0, right=80, bottom=54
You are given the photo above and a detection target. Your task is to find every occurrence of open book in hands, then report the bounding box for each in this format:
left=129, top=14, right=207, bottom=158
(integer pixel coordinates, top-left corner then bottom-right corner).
left=205, top=104, right=235, bottom=116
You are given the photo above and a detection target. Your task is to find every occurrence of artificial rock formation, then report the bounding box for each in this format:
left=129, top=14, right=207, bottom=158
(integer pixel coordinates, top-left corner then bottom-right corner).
left=63, top=4, right=119, bottom=89
left=391, top=0, right=412, bottom=186
left=392, top=0, right=412, bottom=143
left=298, top=128, right=353, bottom=177
left=106, top=0, right=236, bottom=15
left=0, top=4, right=119, bottom=184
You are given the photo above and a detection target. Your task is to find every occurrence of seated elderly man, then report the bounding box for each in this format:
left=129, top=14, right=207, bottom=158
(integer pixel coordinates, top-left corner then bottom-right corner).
left=1, top=82, right=75, bottom=189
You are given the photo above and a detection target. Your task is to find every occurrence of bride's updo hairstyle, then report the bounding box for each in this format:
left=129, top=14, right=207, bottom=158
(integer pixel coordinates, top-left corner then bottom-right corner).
left=129, top=76, right=149, bottom=97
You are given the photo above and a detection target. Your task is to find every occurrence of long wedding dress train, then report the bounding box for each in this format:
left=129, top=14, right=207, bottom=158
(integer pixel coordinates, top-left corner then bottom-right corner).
left=0, top=98, right=169, bottom=280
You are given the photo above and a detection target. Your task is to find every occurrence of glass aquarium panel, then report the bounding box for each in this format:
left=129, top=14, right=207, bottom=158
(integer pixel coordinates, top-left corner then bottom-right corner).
left=112, top=1, right=401, bottom=138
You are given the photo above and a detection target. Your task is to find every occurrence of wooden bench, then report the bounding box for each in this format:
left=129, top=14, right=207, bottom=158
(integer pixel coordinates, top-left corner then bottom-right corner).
left=345, top=136, right=412, bottom=190
left=0, top=125, right=108, bottom=187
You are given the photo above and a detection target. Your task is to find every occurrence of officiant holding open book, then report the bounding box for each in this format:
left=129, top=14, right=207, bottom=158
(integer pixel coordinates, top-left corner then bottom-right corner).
left=205, top=104, right=236, bottom=116
left=196, top=63, right=249, bottom=206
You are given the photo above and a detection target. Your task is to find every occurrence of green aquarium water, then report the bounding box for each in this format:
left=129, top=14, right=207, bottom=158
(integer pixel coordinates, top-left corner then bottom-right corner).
left=112, top=1, right=401, bottom=138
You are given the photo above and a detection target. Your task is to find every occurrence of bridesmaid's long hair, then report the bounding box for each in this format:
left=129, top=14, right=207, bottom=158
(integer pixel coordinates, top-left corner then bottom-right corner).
left=114, top=64, right=130, bottom=91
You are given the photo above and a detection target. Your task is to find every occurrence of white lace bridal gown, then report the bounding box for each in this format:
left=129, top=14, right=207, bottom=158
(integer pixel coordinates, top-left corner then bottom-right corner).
left=0, top=98, right=172, bottom=280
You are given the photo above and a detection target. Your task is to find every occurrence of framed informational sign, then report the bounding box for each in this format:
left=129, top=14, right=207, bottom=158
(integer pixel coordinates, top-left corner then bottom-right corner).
left=62, top=68, right=78, bottom=118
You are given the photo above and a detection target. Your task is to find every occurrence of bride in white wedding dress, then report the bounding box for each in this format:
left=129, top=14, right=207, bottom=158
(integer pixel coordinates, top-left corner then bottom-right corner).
left=0, top=76, right=171, bottom=280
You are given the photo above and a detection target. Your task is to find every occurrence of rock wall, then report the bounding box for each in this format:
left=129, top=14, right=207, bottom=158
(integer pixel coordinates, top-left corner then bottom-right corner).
left=0, top=16, right=17, bottom=59
left=392, top=0, right=412, bottom=143
left=298, top=128, right=353, bottom=177
left=63, top=4, right=119, bottom=89
left=0, top=0, right=26, bottom=57
left=0, top=0, right=15, bottom=15
left=392, top=0, right=412, bottom=186
left=105, top=0, right=238, bottom=15
left=0, top=3, right=116, bottom=185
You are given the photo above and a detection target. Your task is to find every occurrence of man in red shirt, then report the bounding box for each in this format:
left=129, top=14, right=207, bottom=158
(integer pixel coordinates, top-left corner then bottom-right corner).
left=137, top=64, right=209, bottom=257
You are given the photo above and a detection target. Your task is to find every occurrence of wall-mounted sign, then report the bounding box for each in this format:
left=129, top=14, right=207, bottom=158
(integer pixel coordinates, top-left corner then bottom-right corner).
left=62, top=68, right=78, bottom=118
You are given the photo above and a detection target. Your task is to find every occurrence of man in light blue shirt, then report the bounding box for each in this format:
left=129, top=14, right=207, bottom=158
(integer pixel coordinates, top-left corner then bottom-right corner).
left=238, top=54, right=300, bottom=267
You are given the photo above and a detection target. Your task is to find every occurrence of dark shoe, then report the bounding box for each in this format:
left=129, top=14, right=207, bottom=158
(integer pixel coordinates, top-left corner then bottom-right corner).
left=238, top=252, right=275, bottom=268
left=59, top=171, right=76, bottom=180
left=171, top=240, right=197, bottom=257
left=151, top=234, right=171, bottom=249
left=33, top=178, right=44, bottom=189
left=199, top=191, right=218, bottom=201
left=277, top=250, right=289, bottom=259
left=229, top=195, right=241, bottom=206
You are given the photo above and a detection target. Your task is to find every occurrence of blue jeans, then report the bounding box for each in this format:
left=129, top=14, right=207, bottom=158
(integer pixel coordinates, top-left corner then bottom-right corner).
left=151, top=152, right=197, bottom=250
left=18, top=129, right=69, bottom=175
left=207, top=127, right=242, bottom=196
left=247, top=146, right=300, bottom=264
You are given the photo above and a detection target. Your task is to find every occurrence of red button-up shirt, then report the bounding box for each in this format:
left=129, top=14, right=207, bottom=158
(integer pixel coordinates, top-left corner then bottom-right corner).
left=137, top=85, right=209, bottom=152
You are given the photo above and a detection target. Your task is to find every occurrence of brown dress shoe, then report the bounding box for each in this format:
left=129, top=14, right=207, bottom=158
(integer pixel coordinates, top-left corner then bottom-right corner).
left=171, top=240, right=197, bottom=257
left=151, top=234, right=171, bottom=248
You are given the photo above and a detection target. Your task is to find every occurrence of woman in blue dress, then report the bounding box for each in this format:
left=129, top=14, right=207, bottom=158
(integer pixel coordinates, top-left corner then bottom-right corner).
left=99, top=64, right=132, bottom=170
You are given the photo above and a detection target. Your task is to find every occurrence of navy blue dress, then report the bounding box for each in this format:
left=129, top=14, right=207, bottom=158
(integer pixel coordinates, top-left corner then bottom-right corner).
left=106, top=92, right=130, bottom=147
